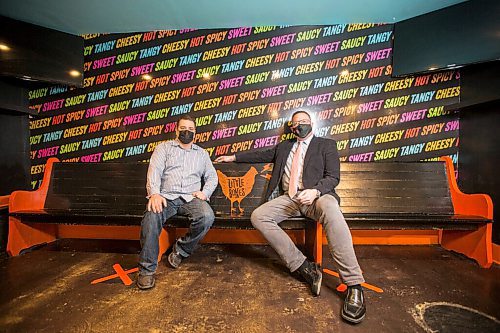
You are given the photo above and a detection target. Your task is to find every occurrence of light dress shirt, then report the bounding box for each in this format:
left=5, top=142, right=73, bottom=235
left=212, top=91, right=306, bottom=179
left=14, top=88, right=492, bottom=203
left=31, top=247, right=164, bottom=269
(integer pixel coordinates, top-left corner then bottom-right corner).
left=146, top=140, right=217, bottom=202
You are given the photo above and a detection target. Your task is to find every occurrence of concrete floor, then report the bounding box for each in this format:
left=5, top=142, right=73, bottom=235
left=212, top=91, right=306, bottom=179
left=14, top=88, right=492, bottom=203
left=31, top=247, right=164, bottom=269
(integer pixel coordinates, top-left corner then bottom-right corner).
left=0, top=242, right=499, bottom=332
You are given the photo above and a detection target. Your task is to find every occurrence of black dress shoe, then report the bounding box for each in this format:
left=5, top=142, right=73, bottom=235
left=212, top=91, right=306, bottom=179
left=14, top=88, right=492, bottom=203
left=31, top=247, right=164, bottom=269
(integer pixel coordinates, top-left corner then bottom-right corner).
left=136, top=274, right=155, bottom=290
left=297, top=260, right=322, bottom=296
left=342, top=287, right=366, bottom=324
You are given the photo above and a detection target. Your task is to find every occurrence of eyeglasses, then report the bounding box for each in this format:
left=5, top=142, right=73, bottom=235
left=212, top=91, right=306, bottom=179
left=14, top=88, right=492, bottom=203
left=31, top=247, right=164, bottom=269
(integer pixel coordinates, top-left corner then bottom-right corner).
left=288, top=119, right=311, bottom=127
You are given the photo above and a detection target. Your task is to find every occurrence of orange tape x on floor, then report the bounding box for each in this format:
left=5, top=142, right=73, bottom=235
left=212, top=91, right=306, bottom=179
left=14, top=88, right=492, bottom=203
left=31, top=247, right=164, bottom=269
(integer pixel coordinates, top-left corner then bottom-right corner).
left=323, top=268, right=383, bottom=293
left=91, top=264, right=138, bottom=286
left=92, top=264, right=384, bottom=293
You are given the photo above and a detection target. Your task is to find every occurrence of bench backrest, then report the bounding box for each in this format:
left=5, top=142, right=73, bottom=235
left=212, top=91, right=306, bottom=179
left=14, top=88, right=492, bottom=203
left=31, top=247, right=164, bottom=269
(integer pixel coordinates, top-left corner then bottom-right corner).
left=44, top=162, right=272, bottom=217
left=44, top=162, right=149, bottom=215
left=337, top=162, right=453, bottom=215
left=43, top=161, right=454, bottom=217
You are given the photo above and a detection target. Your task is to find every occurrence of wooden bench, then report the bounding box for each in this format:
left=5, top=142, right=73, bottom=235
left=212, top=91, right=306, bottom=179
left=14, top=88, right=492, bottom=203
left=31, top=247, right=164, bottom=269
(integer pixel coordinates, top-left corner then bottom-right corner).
left=7, top=157, right=493, bottom=268
left=7, top=158, right=318, bottom=262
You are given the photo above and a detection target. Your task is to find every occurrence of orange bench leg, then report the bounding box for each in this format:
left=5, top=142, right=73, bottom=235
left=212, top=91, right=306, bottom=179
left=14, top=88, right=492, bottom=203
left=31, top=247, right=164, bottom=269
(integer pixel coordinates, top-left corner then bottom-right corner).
left=440, top=224, right=493, bottom=268
left=304, top=222, right=323, bottom=264
left=314, top=223, right=323, bottom=264
left=157, top=227, right=176, bottom=263
left=7, top=217, right=58, bottom=256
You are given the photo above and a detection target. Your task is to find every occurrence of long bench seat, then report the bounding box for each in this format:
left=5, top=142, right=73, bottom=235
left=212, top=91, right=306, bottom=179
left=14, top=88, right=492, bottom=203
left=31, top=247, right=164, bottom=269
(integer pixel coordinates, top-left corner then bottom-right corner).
left=8, top=157, right=493, bottom=267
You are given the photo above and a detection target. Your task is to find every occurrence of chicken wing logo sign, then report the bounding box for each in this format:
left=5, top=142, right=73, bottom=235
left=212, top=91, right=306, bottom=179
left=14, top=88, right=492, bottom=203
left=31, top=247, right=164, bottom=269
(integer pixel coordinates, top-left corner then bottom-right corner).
left=216, top=164, right=272, bottom=217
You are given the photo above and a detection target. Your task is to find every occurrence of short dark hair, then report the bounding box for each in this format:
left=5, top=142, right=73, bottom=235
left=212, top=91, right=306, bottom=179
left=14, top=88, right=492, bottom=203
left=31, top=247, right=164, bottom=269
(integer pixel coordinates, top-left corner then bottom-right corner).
left=177, top=115, right=196, bottom=127
left=291, top=110, right=311, bottom=120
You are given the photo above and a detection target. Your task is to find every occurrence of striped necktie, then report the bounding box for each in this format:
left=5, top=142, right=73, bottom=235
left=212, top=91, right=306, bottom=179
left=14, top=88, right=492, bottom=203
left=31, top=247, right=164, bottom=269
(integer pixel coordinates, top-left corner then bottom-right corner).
left=288, top=142, right=302, bottom=198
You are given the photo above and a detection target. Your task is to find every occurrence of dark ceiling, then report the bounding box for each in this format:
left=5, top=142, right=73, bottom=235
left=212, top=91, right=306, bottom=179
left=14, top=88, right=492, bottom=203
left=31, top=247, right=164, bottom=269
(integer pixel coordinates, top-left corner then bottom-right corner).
left=0, top=0, right=467, bottom=35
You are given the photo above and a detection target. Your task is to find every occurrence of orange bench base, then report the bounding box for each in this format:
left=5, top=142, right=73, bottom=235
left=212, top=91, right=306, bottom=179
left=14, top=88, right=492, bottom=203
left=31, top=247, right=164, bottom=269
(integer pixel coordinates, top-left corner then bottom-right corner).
left=7, top=218, right=492, bottom=268
left=7, top=218, right=312, bottom=263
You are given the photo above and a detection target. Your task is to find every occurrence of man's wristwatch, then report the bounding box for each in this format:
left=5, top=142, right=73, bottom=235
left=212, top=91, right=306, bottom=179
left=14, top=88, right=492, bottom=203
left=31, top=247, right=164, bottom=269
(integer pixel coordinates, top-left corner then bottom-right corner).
left=315, top=189, right=321, bottom=198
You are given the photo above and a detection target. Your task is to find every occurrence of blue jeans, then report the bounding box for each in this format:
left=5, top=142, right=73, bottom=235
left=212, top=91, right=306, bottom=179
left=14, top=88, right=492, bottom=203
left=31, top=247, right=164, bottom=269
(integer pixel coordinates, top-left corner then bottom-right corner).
left=138, top=197, right=215, bottom=275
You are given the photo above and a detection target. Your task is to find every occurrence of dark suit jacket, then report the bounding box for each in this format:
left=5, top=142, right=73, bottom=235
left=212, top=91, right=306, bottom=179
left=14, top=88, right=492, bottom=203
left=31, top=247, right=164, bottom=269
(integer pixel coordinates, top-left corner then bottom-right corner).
left=236, top=136, right=341, bottom=203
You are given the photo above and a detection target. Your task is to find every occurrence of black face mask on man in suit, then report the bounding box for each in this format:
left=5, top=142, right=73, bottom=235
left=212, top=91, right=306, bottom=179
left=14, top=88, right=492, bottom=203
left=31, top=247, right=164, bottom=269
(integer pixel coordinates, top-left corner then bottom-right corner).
left=291, top=123, right=312, bottom=139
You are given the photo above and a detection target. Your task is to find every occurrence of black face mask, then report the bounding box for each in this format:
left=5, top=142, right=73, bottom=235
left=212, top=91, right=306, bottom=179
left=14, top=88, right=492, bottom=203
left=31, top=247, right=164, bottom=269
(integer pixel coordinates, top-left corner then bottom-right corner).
left=291, top=123, right=312, bottom=138
left=178, top=130, right=195, bottom=144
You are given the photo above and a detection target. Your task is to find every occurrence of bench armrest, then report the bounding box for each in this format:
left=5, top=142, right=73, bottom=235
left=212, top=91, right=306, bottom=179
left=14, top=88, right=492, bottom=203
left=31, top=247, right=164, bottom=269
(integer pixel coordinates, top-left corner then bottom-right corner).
left=9, top=158, right=59, bottom=213
left=441, top=156, right=493, bottom=219
left=0, top=195, right=9, bottom=209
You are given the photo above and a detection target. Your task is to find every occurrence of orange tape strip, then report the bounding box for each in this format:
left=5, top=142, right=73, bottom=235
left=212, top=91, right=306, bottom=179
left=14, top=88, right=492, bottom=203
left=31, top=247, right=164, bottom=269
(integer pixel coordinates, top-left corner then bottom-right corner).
left=323, top=268, right=383, bottom=293
left=91, top=266, right=139, bottom=285
left=113, top=264, right=134, bottom=286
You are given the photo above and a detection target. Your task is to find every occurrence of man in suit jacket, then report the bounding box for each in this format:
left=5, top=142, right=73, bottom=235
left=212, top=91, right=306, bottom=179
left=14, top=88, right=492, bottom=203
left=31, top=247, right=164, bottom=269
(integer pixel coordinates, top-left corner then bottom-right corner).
left=215, top=110, right=366, bottom=324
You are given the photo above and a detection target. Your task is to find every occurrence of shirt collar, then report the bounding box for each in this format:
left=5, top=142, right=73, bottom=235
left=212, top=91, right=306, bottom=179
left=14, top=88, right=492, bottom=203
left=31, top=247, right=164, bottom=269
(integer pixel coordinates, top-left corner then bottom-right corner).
left=297, top=134, right=314, bottom=146
left=172, top=139, right=199, bottom=150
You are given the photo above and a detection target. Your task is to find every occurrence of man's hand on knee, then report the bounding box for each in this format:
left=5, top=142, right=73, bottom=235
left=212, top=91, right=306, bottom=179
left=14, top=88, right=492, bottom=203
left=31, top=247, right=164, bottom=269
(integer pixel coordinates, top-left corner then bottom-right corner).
left=147, top=194, right=166, bottom=213
left=296, top=189, right=320, bottom=205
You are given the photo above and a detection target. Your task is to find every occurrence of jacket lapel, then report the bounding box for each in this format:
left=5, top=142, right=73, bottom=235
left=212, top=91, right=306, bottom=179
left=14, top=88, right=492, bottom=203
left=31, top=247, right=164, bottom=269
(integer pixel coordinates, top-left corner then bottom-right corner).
left=276, top=140, right=294, bottom=177
left=303, top=136, right=317, bottom=171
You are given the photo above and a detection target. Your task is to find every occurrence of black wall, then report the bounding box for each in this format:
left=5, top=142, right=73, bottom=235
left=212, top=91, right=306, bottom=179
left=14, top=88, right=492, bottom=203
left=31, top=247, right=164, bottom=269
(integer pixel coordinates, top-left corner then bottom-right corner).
left=0, top=109, right=31, bottom=195
left=0, top=79, right=33, bottom=113
left=393, top=0, right=500, bottom=76
left=460, top=61, right=500, bottom=108
left=0, top=108, right=30, bottom=253
left=458, top=101, right=500, bottom=243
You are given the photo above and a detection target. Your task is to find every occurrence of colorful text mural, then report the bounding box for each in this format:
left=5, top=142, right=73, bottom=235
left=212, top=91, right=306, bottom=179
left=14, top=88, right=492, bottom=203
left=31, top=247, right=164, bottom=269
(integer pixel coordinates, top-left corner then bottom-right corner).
left=28, top=24, right=460, bottom=189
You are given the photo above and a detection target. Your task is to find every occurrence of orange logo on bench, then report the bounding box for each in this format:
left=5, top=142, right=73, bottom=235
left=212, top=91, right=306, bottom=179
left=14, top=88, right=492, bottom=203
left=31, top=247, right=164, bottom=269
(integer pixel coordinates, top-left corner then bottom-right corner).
left=217, top=167, right=259, bottom=216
